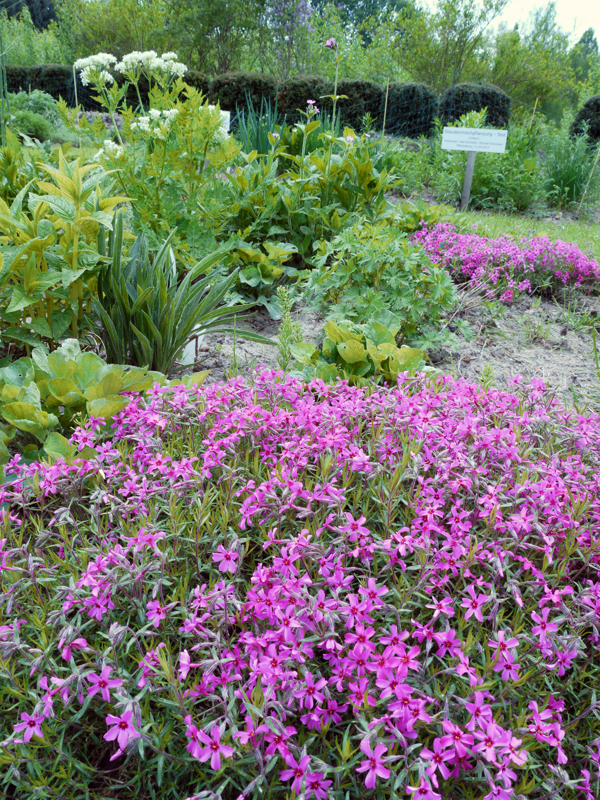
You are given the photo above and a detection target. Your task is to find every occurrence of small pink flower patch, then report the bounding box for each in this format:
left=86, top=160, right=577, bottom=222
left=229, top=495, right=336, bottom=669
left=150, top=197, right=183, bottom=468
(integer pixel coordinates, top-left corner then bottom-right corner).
left=86, top=666, right=123, bottom=702
left=212, top=544, right=239, bottom=573
left=103, top=709, right=140, bottom=754
left=13, top=712, right=44, bottom=742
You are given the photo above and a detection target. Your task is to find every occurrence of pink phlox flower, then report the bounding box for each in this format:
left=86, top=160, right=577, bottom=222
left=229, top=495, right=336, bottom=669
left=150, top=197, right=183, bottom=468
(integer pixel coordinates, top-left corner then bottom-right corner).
left=405, top=776, right=442, bottom=799
left=13, top=711, right=44, bottom=742
left=359, top=577, right=388, bottom=607
left=294, top=670, right=327, bottom=709
left=531, top=608, right=558, bottom=642
left=465, top=691, right=494, bottom=731
left=379, top=623, right=410, bottom=654
left=473, top=722, right=509, bottom=764
left=280, top=753, right=311, bottom=793
left=212, top=544, right=239, bottom=573
left=178, top=648, right=201, bottom=680
left=440, top=720, right=474, bottom=757
left=146, top=599, right=168, bottom=627
left=495, top=756, right=517, bottom=788
left=489, top=630, right=519, bottom=656
left=461, top=585, right=490, bottom=622
left=493, top=652, right=520, bottom=681
left=356, top=738, right=391, bottom=789
left=197, top=725, right=234, bottom=771
left=434, top=628, right=462, bottom=659
left=426, top=596, right=454, bottom=619
left=419, top=737, right=454, bottom=785
left=483, top=782, right=514, bottom=800
left=305, top=771, right=332, bottom=799
left=340, top=512, right=370, bottom=542
left=345, top=623, right=376, bottom=653
left=86, top=665, right=123, bottom=702
left=59, top=636, right=88, bottom=661
left=234, top=714, right=269, bottom=747
left=103, top=709, right=140, bottom=751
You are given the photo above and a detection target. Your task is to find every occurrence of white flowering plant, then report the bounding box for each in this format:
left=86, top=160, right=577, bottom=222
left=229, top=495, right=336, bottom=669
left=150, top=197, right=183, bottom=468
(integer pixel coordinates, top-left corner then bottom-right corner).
left=59, top=51, right=239, bottom=261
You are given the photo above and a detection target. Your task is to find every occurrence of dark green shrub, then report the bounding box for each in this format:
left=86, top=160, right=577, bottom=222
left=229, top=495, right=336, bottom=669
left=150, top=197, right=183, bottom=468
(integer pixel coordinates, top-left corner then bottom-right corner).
left=277, top=75, right=330, bottom=120
left=11, top=109, right=53, bottom=141
left=439, top=82, right=511, bottom=128
left=333, top=79, right=384, bottom=130
left=185, top=70, right=211, bottom=99
left=385, top=82, right=438, bottom=138
left=210, top=72, right=277, bottom=112
left=571, top=94, right=600, bottom=142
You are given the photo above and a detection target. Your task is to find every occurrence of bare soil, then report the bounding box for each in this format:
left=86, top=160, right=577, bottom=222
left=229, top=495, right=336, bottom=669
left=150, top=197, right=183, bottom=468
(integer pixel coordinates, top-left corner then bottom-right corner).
left=175, top=288, right=600, bottom=407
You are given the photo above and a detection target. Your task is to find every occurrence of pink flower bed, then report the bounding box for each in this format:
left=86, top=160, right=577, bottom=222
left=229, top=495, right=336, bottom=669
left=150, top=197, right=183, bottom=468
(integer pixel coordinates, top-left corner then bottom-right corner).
left=1, top=370, right=600, bottom=799
left=410, top=223, right=600, bottom=302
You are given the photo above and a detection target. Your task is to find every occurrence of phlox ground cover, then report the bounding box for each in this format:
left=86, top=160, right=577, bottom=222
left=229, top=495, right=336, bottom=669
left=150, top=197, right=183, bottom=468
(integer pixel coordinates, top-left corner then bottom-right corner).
left=1, top=370, right=600, bottom=799
left=411, top=223, right=600, bottom=303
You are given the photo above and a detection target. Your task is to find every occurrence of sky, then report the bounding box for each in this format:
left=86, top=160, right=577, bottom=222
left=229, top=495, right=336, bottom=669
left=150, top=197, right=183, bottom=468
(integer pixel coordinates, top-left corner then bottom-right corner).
left=495, top=0, right=600, bottom=43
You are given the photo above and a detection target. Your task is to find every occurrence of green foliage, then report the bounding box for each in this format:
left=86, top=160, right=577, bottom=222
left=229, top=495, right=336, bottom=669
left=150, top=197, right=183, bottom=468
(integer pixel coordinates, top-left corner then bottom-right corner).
left=7, top=88, right=60, bottom=121
left=571, top=93, right=600, bottom=141
left=0, top=132, right=40, bottom=204
left=307, top=220, right=457, bottom=348
left=210, top=71, right=277, bottom=112
left=391, top=198, right=461, bottom=233
left=10, top=108, right=52, bottom=140
left=385, top=82, right=438, bottom=138
left=276, top=284, right=302, bottom=371
left=276, top=74, right=330, bottom=120
left=0, top=7, right=70, bottom=67
left=290, top=312, right=426, bottom=386
left=65, top=75, right=240, bottom=259
left=541, top=121, right=600, bottom=208
left=0, top=338, right=162, bottom=461
left=207, top=131, right=397, bottom=262
left=225, top=240, right=299, bottom=320
left=433, top=118, right=543, bottom=212
left=233, top=95, right=282, bottom=157
left=439, top=81, right=511, bottom=128
left=5, top=62, right=73, bottom=98
left=94, top=219, right=274, bottom=374
left=0, top=150, right=124, bottom=348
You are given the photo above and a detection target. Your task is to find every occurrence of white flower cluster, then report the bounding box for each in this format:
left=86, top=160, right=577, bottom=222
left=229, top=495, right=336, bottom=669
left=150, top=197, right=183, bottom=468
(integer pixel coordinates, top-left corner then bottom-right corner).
left=130, top=108, right=179, bottom=140
left=74, top=53, right=117, bottom=86
left=92, top=139, right=125, bottom=161
left=115, top=50, right=187, bottom=80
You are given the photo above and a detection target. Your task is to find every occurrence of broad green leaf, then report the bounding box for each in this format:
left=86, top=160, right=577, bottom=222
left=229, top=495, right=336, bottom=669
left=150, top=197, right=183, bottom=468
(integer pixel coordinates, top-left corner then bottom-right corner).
left=88, top=396, right=129, bottom=420
left=33, top=194, right=77, bottom=223
left=1, top=402, right=58, bottom=441
left=337, top=339, right=367, bottom=364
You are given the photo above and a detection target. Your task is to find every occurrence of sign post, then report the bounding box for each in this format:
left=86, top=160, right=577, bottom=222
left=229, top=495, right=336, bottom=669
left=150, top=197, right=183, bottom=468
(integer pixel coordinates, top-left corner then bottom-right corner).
left=441, top=127, right=508, bottom=211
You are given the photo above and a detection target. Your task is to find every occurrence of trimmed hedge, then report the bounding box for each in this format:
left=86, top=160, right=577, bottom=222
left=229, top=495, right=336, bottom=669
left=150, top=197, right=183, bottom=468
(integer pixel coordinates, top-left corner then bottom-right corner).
left=276, top=74, right=330, bottom=119
left=571, top=94, right=600, bottom=142
left=6, top=63, right=516, bottom=137
left=439, top=82, right=511, bottom=128
left=210, top=72, right=277, bottom=112
left=385, top=82, right=438, bottom=138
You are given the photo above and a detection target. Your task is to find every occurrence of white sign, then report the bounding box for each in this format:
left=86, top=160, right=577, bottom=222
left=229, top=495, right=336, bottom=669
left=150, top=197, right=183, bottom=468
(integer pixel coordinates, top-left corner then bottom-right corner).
left=208, top=105, right=231, bottom=132
left=441, top=127, right=507, bottom=154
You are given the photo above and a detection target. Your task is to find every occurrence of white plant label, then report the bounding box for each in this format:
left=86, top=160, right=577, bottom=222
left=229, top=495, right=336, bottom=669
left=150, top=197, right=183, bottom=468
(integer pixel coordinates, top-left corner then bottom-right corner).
left=441, top=127, right=508, bottom=154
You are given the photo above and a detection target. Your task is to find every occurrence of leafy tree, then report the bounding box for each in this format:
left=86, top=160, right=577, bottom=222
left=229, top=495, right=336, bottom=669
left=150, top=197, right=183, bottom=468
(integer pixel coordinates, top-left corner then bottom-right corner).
left=166, top=0, right=265, bottom=74
left=571, top=28, right=598, bottom=82
left=391, top=0, right=509, bottom=92
left=55, top=0, right=171, bottom=60
left=0, top=0, right=55, bottom=28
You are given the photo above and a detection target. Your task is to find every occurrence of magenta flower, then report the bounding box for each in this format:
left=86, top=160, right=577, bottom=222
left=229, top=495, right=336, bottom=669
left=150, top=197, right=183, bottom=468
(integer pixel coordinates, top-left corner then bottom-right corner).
left=280, top=753, right=311, bottom=793
left=420, top=738, right=454, bottom=784
left=212, top=544, right=239, bottom=573
left=103, top=709, right=140, bottom=750
left=197, top=726, right=234, bottom=771
left=13, top=711, right=44, bottom=742
left=325, top=37, right=337, bottom=49
left=60, top=636, right=88, bottom=661
left=405, top=776, right=441, bottom=799
left=356, top=738, right=391, bottom=788
left=305, top=771, right=332, bottom=798
left=86, top=665, right=123, bottom=702
left=461, top=585, right=490, bottom=622
left=146, top=599, right=167, bottom=627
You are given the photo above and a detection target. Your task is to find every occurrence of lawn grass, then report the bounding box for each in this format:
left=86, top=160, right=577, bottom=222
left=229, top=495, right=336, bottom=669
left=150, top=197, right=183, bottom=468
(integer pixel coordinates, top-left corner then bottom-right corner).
left=464, top=209, right=600, bottom=260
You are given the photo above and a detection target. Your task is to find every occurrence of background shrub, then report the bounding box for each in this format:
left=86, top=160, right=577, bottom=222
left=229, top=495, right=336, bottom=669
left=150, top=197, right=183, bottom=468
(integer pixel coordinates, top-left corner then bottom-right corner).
left=333, top=78, right=384, bottom=130
left=385, top=82, right=438, bottom=138
left=571, top=93, right=600, bottom=142
left=210, top=72, right=277, bottom=113
left=277, top=74, right=330, bottom=120
left=11, top=109, right=53, bottom=140
left=439, top=81, right=511, bottom=128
